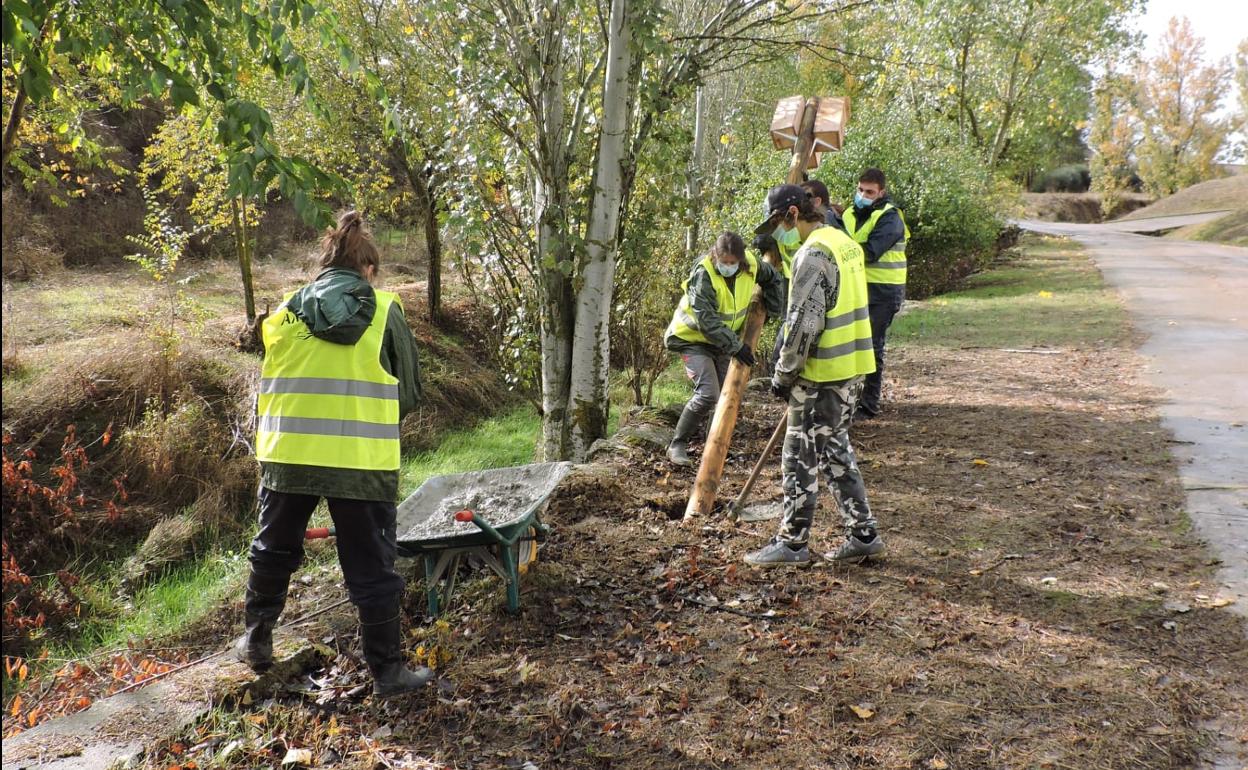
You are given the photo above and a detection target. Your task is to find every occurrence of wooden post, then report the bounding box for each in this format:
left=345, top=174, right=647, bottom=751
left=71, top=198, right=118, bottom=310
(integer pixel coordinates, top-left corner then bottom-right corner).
left=683, top=98, right=820, bottom=521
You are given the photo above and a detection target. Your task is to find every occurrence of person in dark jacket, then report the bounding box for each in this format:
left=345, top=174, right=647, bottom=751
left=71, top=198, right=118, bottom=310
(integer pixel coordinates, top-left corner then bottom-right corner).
left=236, top=210, right=432, bottom=698
left=839, top=168, right=908, bottom=419
left=664, top=232, right=784, bottom=466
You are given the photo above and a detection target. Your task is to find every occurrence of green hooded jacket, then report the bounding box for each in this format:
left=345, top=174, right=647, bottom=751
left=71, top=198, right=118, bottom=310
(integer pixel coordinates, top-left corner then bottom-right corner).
left=259, top=268, right=423, bottom=502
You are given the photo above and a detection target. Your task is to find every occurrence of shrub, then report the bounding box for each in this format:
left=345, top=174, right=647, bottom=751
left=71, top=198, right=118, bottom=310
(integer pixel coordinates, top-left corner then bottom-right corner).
left=1030, top=164, right=1092, bottom=193
left=0, top=427, right=122, bottom=654
left=817, top=104, right=1007, bottom=298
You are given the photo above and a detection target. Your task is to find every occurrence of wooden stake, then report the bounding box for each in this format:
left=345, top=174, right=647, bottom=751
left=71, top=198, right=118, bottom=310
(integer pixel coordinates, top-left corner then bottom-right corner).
left=683, top=98, right=820, bottom=521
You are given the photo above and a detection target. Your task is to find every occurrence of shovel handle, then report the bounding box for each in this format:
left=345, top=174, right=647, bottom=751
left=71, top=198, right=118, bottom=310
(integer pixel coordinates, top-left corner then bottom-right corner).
left=729, top=414, right=788, bottom=519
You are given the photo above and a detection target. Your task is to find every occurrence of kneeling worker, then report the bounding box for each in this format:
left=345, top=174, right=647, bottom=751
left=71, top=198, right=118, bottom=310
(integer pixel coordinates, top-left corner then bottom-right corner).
left=665, top=231, right=784, bottom=466
left=744, top=185, right=882, bottom=566
left=238, top=210, right=432, bottom=697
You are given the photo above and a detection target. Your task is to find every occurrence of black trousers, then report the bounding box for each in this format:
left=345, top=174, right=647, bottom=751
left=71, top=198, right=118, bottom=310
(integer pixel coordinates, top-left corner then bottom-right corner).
left=248, top=487, right=405, bottom=609
left=861, top=283, right=905, bottom=415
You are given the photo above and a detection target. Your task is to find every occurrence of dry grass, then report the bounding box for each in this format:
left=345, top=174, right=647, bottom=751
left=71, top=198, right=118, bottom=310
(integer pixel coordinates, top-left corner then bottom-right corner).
left=1165, top=208, right=1248, bottom=247
left=1117, top=176, right=1248, bottom=221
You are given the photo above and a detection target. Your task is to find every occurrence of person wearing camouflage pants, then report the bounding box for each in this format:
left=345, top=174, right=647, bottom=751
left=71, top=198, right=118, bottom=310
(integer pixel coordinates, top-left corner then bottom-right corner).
left=743, top=184, right=883, bottom=567
left=776, top=379, right=877, bottom=547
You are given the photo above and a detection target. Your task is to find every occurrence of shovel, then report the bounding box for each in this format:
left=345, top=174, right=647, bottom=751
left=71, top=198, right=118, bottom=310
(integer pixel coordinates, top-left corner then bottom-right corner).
left=725, top=414, right=787, bottom=522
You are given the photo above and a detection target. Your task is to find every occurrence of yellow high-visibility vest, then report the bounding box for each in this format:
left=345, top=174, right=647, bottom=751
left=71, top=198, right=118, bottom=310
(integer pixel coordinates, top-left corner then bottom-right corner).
left=796, top=227, right=876, bottom=382
left=256, top=290, right=401, bottom=471
left=843, top=203, right=910, bottom=286
left=665, top=253, right=759, bottom=346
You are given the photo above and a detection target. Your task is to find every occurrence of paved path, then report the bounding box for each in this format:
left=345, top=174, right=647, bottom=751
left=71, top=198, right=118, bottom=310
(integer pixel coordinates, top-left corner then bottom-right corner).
left=1020, top=220, right=1248, bottom=768
left=1097, top=210, right=1233, bottom=234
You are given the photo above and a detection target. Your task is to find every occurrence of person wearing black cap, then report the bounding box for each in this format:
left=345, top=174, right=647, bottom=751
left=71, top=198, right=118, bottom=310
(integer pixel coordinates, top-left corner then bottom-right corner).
left=744, top=185, right=883, bottom=567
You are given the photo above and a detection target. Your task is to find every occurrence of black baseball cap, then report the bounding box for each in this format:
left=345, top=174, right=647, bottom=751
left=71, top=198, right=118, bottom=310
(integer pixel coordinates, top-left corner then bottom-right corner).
left=752, top=184, right=808, bottom=234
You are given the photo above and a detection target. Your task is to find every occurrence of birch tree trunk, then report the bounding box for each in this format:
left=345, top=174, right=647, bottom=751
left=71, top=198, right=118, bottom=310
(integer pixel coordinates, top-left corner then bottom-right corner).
left=685, top=85, right=706, bottom=261
left=565, top=0, right=633, bottom=460
left=534, top=1, right=576, bottom=461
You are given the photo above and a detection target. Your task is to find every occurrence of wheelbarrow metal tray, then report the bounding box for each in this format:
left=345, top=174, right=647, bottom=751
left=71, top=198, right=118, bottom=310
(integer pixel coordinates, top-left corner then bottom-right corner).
left=395, top=461, right=573, bottom=556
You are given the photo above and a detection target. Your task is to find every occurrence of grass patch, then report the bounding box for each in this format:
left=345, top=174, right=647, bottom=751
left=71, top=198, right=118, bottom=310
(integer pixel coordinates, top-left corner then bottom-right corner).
left=1166, top=208, right=1248, bottom=247
left=891, top=234, right=1128, bottom=349
left=59, top=553, right=245, bottom=657
left=400, top=407, right=541, bottom=493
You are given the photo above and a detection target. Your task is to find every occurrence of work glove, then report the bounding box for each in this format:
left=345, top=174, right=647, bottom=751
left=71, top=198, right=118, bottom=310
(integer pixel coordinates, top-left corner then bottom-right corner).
left=733, top=345, right=756, bottom=367
left=751, top=232, right=778, bottom=256
left=769, top=378, right=792, bottom=402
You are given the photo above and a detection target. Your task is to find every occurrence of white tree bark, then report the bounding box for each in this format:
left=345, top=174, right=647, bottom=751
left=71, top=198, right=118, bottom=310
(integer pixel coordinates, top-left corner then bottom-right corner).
left=533, top=0, right=574, bottom=461
left=565, top=0, right=633, bottom=460
left=685, top=85, right=706, bottom=260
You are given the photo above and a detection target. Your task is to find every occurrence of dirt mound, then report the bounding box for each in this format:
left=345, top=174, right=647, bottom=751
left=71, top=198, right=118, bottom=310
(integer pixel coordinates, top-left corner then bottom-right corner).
left=1021, top=192, right=1152, bottom=223
left=1165, top=208, right=1248, bottom=247
left=1117, top=175, right=1248, bottom=221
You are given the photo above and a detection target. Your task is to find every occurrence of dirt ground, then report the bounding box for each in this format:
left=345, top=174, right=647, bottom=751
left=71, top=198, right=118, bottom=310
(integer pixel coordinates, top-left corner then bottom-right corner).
left=127, top=311, right=1248, bottom=770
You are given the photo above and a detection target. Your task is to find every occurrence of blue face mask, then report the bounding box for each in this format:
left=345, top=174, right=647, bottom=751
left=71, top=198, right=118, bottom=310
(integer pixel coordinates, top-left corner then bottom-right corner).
left=854, top=193, right=874, bottom=208
left=715, top=261, right=739, bottom=278
left=773, top=224, right=801, bottom=251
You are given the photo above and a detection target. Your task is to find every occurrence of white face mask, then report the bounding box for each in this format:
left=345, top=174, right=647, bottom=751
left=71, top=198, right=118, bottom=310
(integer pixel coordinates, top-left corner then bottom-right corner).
left=715, top=261, right=740, bottom=278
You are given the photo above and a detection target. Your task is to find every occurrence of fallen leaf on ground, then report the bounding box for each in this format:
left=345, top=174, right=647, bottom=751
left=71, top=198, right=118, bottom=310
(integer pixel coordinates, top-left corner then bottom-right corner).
left=281, top=748, right=313, bottom=766
left=850, top=704, right=875, bottom=720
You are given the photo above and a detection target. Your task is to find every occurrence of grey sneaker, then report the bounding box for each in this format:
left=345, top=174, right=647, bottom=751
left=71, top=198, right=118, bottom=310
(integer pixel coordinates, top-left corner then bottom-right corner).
left=667, top=442, right=691, bottom=466
left=744, top=538, right=810, bottom=567
left=826, top=532, right=884, bottom=562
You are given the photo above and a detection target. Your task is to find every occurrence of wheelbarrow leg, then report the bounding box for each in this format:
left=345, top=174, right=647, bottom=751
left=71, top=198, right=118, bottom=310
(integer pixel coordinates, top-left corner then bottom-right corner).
left=424, top=554, right=439, bottom=617
left=499, top=543, right=520, bottom=615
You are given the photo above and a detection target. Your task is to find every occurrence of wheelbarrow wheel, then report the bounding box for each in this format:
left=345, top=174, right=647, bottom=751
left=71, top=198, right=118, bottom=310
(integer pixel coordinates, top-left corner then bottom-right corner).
left=514, top=527, right=538, bottom=575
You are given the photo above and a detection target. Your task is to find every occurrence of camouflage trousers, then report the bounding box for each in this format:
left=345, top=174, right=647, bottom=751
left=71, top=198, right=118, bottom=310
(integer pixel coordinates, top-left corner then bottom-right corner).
left=777, top=378, right=876, bottom=546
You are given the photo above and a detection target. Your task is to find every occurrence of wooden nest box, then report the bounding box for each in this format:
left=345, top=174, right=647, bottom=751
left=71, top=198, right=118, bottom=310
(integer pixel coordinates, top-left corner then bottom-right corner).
left=769, top=96, right=850, bottom=169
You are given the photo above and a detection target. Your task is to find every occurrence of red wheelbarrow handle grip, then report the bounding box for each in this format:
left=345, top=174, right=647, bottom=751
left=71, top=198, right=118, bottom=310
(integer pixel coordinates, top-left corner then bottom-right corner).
left=454, top=509, right=475, bottom=522
left=305, top=527, right=335, bottom=539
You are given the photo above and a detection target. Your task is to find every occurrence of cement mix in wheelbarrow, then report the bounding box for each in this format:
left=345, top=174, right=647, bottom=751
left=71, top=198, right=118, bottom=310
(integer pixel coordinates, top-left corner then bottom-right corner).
left=396, top=462, right=573, bottom=544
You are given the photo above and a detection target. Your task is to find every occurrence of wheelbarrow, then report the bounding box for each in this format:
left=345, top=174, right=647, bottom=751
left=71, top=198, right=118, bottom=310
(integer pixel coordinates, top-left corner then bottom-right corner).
left=393, top=461, right=572, bottom=617
left=305, top=462, right=573, bottom=616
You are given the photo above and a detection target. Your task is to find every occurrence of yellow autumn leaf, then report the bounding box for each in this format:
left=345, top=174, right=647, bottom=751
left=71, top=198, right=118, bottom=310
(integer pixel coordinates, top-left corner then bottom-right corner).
left=404, top=25, right=414, bottom=34
left=1037, top=290, right=1053, bottom=298
left=850, top=704, right=875, bottom=720
left=928, top=759, right=949, bottom=770
left=720, top=134, right=730, bottom=145
left=972, top=459, right=989, bottom=466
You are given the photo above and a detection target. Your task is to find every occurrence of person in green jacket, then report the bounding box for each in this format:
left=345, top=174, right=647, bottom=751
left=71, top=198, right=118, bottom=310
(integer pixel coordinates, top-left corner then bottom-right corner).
left=664, top=231, right=784, bottom=466
left=236, top=210, right=432, bottom=698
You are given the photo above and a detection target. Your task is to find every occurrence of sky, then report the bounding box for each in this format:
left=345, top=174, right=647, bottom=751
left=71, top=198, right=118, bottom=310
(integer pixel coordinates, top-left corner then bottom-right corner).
left=1132, top=0, right=1245, bottom=101
left=1132, top=0, right=1246, bottom=157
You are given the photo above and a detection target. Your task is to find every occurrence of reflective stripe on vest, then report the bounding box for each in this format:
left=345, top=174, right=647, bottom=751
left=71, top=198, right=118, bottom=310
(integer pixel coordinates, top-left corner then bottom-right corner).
left=796, top=227, right=876, bottom=382
left=843, top=203, right=910, bottom=286
left=665, top=253, right=759, bottom=346
left=256, top=290, right=401, bottom=471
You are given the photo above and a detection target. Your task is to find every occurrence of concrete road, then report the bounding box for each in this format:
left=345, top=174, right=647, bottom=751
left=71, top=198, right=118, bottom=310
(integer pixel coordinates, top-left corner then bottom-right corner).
left=1020, top=220, right=1248, bottom=609
left=1020, top=219, right=1247, bottom=765
left=1098, top=210, right=1233, bottom=234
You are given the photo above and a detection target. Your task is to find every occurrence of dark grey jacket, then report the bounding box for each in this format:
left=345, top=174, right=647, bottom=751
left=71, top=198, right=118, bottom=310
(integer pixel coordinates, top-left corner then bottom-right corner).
left=665, top=258, right=785, bottom=357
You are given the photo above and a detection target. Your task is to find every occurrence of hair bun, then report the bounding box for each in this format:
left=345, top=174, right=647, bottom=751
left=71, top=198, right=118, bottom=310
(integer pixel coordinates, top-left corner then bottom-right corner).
left=339, top=210, right=363, bottom=230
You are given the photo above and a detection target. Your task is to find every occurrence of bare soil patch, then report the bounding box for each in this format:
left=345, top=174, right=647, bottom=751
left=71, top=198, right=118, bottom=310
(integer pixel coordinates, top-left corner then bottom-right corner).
left=138, top=335, right=1246, bottom=769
